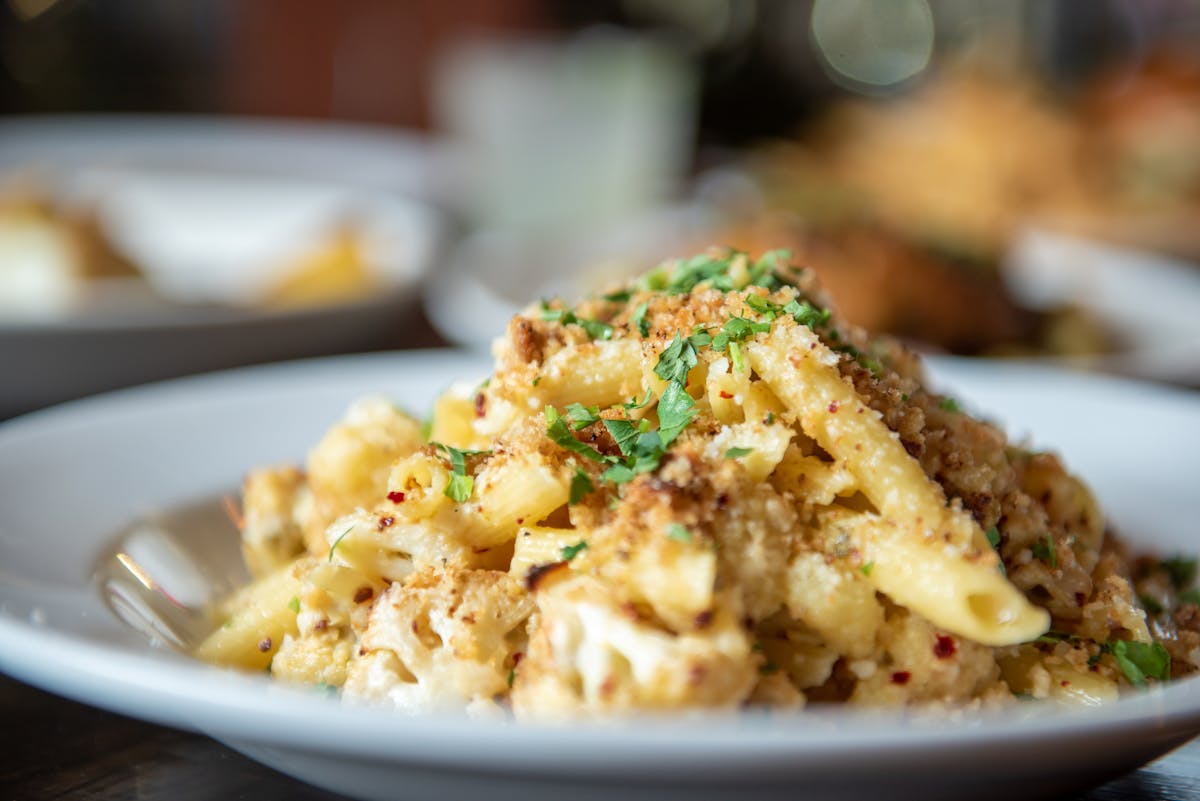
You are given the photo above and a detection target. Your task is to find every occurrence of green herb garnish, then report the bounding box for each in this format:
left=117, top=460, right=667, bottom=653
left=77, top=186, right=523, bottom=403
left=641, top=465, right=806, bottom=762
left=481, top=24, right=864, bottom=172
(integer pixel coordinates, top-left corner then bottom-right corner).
left=564, top=402, right=602, bottom=430
left=724, top=446, right=754, bottom=459
left=328, top=525, right=354, bottom=562
left=631, top=301, right=650, bottom=337
left=539, top=301, right=613, bottom=340
left=561, top=540, right=589, bottom=562
left=666, top=523, right=693, bottom=543
left=288, top=596, right=301, bottom=614
left=1160, top=557, right=1197, bottom=590
left=433, top=443, right=490, bottom=503
left=546, top=406, right=611, bottom=464
left=569, top=467, right=595, bottom=505
left=861, top=561, right=874, bottom=577
left=985, top=526, right=1001, bottom=549
left=1031, top=534, right=1057, bottom=568
left=938, top=397, right=961, bottom=413
left=1105, top=640, right=1171, bottom=686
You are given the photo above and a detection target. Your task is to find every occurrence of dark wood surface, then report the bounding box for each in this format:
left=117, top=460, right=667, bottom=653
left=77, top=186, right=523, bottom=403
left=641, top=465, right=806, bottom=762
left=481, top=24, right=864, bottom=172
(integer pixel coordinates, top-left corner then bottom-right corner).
left=2, top=670, right=1199, bottom=801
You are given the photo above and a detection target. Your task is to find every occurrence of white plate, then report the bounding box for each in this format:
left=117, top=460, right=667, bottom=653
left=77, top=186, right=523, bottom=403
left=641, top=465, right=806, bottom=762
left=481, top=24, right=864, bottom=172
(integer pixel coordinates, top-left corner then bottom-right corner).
left=0, top=115, right=447, bottom=416
left=0, top=351, right=1198, bottom=801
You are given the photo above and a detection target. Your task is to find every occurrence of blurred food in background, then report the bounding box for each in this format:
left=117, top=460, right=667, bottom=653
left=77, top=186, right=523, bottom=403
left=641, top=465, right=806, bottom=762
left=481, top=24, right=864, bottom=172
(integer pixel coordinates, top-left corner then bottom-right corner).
left=1, top=0, right=1199, bottom=397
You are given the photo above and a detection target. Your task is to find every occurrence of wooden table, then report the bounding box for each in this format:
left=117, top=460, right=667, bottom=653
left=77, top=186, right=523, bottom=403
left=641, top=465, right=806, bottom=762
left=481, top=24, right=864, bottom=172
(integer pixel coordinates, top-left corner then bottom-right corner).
left=1, top=671, right=1198, bottom=800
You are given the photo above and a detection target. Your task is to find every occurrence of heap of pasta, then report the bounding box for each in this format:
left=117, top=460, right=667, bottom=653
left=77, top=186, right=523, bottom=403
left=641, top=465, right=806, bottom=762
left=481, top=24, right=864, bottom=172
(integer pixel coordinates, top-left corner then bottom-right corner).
left=196, top=248, right=1198, bottom=717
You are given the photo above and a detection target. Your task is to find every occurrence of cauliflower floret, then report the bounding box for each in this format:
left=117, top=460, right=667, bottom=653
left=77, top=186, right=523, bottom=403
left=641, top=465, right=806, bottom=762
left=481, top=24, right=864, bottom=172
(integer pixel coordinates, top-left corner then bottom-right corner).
left=512, top=575, right=757, bottom=719
left=343, top=567, right=532, bottom=715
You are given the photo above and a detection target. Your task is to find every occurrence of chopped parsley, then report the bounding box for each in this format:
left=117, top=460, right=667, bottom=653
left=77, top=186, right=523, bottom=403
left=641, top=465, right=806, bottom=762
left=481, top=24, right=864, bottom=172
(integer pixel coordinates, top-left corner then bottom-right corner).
left=569, top=467, right=594, bottom=505
left=656, top=381, right=697, bottom=445
left=861, top=561, right=874, bottom=577
left=784, top=298, right=832, bottom=329
left=1031, top=534, right=1057, bottom=568
left=666, top=523, right=693, bottom=543
left=724, top=446, right=754, bottom=459
left=328, top=525, right=354, bottom=562
left=433, top=443, right=491, bottom=503
left=561, top=540, right=589, bottom=562
left=728, top=340, right=745, bottom=373
left=603, top=289, right=632, bottom=303
left=539, top=301, right=613, bottom=340
left=564, top=402, right=601, bottom=430
left=1104, top=640, right=1171, bottom=686
left=765, top=412, right=775, bottom=425
left=1160, top=557, right=1197, bottom=590
left=747, top=249, right=790, bottom=288
left=1139, top=594, right=1165, bottom=616
left=654, top=333, right=702, bottom=385
left=665, top=252, right=738, bottom=294
left=711, top=316, right=771, bottom=352
left=288, top=596, right=301, bottom=614
left=759, top=661, right=781, bottom=675
left=507, top=668, right=516, bottom=688
left=938, top=397, right=961, bottom=413
left=545, top=406, right=611, bottom=464
left=985, top=526, right=1001, bottom=549
left=631, top=301, right=650, bottom=337
left=1180, top=589, right=1200, bottom=607
left=621, top=389, right=653, bottom=410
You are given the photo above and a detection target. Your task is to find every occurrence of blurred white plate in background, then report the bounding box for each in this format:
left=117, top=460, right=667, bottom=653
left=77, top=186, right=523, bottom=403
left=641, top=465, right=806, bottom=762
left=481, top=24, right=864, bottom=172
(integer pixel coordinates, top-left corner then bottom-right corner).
left=0, top=115, right=447, bottom=416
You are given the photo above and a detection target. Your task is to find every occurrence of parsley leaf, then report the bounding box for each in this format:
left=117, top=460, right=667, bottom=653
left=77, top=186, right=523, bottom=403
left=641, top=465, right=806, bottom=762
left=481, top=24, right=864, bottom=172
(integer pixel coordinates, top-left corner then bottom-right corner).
left=602, top=418, right=641, bottom=456
left=654, top=333, right=700, bottom=385
left=564, top=402, right=601, bottom=430
left=433, top=443, right=489, bottom=503
left=631, top=301, right=650, bottom=337
left=985, top=526, right=1001, bottom=549
left=603, top=289, right=632, bottom=303
left=1140, top=594, right=1165, bottom=616
left=1031, top=534, right=1057, bottom=568
left=561, top=540, right=589, bottom=562
left=328, top=525, right=353, bottom=562
left=656, top=381, right=696, bottom=445
left=288, top=596, right=301, bottom=613
left=1106, top=640, right=1171, bottom=685
left=539, top=301, right=613, bottom=341
left=724, top=446, right=754, bottom=458
left=938, top=397, right=961, bottom=413
left=728, top=340, right=745, bottom=373
left=545, top=406, right=612, bottom=464
left=569, top=468, right=594, bottom=505
left=861, top=561, right=874, bottom=576
left=1160, top=557, right=1197, bottom=590
left=783, top=298, right=831, bottom=329
left=748, top=249, right=790, bottom=288
left=666, top=252, right=735, bottom=294
left=445, top=473, right=474, bottom=503
left=621, top=389, right=653, bottom=410
left=666, top=523, right=693, bottom=543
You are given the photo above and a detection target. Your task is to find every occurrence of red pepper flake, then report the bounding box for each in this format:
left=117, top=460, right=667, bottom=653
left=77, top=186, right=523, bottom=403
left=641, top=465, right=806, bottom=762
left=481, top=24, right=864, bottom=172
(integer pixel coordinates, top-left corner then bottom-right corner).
left=694, top=610, right=714, bottom=629
left=353, top=586, right=374, bottom=604
left=828, top=401, right=839, bottom=413
left=387, top=491, right=406, bottom=504
left=933, top=635, right=957, bottom=659
left=474, top=392, right=487, bottom=418
left=890, top=670, right=911, bottom=685
left=512, top=651, right=524, bottom=666
left=257, top=637, right=272, bottom=653
left=718, top=390, right=734, bottom=399
left=516, top=518, right=524, bottom=525
left=313, top=619, right=329, bottom=632
left=1060, top=680, right=1071, bottom=687
left=377, top=516, right=395, bottom=529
